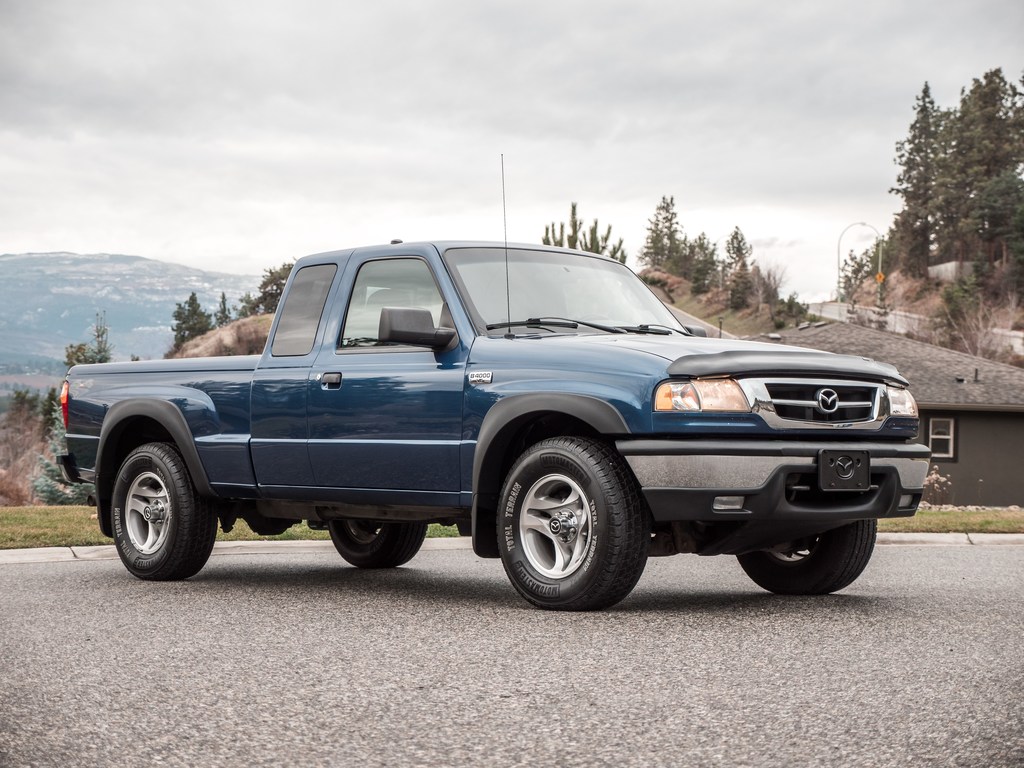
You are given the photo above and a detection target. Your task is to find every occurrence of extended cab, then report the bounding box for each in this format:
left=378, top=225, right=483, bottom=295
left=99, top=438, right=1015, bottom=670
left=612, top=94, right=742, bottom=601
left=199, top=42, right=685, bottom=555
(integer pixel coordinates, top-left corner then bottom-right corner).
left=61, top=241, right=929, bottom=610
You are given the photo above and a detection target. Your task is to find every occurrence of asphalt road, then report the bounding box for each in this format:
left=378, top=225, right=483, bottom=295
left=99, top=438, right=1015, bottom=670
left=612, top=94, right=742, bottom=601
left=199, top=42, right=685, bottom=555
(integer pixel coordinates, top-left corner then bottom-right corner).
left=1, top=544, right=1022, bottom=767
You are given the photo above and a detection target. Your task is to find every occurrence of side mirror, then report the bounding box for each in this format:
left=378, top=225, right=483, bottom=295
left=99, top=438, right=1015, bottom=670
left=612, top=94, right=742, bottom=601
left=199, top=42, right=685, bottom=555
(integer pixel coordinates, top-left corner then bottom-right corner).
left=683, top=325, right=708, bottom=337
left=378, top=307, right=457, bottom=350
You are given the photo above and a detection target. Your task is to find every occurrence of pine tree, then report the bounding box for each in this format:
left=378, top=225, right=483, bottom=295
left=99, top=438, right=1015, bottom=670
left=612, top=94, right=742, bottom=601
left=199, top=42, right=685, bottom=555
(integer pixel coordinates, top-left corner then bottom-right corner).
left=725, top=227, right=753, bottom=310
left=891, top=83, right=943, bottom=278
left=236, top=262, right=294, bottom=317
left=543, top=203, right=584, bottom=250
left=935, top=69, right=1024, bottom=264
left=840, top=248, right=874, bottom=304
left=688, top=234, right=719, bottom=295
left=64, top=312, right=113, bottom=367
left=32, top=402, right=93, bottom=505
left=543, top=203, right=626, bottom=260
left=172, top=292, right=214, bottom=350
left=638, top=196, right=688, bottom=275
left=214, top=292, right=233, bottom=327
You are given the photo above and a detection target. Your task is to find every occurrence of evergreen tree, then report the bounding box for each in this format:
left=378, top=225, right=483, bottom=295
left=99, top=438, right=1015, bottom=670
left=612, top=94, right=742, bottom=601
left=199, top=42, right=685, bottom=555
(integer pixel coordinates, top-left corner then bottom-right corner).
left=214, top=292, right=233, bottom=327
left=543, top=203, right=626, bottom=261
left=688, top=234, right=719, bottom=295
left=580, top=220, right=627, bottom=262
left=64, top=312, right=113, bottom=367
left=172, top=292, right=213, bottom=350
left=32, top=402, right=93, bottom=505
left=891, top=83, right=943, bottom=278
left=236, top=262, right=294, bottom=316
left=236, top=291, right=259, bottom=319
left=638, top=196, right=688, bottom=276
left=972, top=170, right=1024, bottom=266
left=725, top=227, right=753, bottom=310
left=543, top=202, right=585, bottom=250
left=1009, top=198, right=1024, bottom=295
left=840, top=248, right=874, bottom=304
left=935, top=69, right=1024, bottom=264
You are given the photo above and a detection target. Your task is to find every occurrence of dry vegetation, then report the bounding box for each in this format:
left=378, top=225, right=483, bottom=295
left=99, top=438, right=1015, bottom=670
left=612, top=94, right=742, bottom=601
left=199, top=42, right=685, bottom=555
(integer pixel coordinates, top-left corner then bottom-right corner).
left=166, top=314, right=273, bottom=359
left=0, top=408, right=44, bottom=506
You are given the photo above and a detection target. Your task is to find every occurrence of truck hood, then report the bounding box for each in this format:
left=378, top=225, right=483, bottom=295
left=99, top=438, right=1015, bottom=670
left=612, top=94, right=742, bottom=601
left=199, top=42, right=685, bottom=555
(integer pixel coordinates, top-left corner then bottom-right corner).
left=529, top=333, right=908, bottom=386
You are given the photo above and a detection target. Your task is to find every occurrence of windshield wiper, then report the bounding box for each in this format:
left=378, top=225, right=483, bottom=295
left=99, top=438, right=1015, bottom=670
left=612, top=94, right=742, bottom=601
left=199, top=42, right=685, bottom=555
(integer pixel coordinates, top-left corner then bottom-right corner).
left=486, top=317, right=627, bottom=334
left=613, top=324, right=676, bottom=335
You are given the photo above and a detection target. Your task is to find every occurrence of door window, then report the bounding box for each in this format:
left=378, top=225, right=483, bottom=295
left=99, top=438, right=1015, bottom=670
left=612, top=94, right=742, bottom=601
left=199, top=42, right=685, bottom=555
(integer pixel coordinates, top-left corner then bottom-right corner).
left=339, top=259, right=444, bottom=348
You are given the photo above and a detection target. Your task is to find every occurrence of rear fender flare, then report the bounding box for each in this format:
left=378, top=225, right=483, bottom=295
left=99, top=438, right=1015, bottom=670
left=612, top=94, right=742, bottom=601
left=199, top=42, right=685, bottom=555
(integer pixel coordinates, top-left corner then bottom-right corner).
left=97, top=399, right=217, bottom=505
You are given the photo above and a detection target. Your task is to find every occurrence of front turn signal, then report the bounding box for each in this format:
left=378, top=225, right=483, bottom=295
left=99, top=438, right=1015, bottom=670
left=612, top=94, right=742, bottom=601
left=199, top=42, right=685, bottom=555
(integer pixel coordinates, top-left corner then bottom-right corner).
left=887, top=386, right=918, bottom=417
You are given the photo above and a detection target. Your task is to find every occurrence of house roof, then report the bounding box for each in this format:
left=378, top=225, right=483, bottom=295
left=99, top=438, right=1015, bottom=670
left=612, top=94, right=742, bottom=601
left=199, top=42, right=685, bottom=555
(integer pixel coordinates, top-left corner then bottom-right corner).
left=763, top=322, right=1024, bottom=411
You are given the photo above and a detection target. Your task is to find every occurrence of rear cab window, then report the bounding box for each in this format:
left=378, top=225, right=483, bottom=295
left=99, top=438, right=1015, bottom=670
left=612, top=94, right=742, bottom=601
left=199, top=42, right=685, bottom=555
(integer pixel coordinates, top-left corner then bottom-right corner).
left=271, top=264, right=338, bottom=357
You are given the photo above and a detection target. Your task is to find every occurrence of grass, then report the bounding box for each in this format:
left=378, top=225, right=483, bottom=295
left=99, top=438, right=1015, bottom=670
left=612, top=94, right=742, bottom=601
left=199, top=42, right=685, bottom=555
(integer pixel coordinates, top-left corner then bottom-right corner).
left=0, top=506, right=461, bottom=550
left=1, top=504, right=1021, bottom=550
left=876, top=505, right=1024, bottom=534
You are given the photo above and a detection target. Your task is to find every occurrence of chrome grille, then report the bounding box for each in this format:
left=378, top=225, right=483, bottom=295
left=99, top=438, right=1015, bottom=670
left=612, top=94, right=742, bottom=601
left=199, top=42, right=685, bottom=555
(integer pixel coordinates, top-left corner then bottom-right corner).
left=738, top=378, right=884, bottom=429
left=765, top=382, right=878, bottom=423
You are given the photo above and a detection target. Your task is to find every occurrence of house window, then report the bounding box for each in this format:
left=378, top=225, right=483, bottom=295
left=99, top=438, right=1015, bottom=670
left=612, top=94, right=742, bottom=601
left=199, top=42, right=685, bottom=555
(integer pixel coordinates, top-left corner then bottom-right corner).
left=928, top=417, right=955, bottom=459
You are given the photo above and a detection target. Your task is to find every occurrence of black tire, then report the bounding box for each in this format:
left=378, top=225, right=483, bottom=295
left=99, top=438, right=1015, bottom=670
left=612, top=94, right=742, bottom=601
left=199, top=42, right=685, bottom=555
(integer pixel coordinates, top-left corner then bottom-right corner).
left=737, top=519, right=877, bottom=595
left=111, top=442, right=217, bottom=580
left=328, top=520, right=428, bottom=568
left=497, top=437, right=650, bottom=611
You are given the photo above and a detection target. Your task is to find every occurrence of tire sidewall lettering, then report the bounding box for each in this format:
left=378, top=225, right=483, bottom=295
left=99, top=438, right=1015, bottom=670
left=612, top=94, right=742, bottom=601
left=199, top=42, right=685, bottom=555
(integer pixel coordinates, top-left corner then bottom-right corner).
left=500, top=445, right=607, bottom=601
left=112, top=453, right=174, bottom=574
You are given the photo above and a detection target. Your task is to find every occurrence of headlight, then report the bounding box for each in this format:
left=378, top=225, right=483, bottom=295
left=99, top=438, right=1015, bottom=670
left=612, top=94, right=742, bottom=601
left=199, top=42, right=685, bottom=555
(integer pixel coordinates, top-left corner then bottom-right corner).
left=887, top=386, right=918, bottom=417
left=654, top=379, right=750, bottom=412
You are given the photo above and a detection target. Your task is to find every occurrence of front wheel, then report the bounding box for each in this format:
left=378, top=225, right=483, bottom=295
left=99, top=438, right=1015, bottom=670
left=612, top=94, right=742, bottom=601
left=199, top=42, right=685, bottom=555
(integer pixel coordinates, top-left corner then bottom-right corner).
left=111, top=442, right=217, bottom=580
left=327, top=520, right=428, bottom=568
left=497, top=437, right=650, bottom=611
left=737, top=519, right=877, bottom=595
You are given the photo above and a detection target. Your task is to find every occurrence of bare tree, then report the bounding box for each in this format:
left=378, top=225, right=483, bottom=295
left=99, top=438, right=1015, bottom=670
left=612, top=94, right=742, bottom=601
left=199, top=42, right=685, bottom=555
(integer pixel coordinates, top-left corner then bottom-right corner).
left=751, top=262, right=787, bottom=319
left=937, top=291, right=1019, bottom=360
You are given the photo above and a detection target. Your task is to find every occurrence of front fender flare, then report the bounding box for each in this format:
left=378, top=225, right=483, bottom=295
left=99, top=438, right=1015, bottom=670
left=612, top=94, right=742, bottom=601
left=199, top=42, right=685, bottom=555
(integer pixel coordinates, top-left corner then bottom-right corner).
left=470, top=393, right=631, bottom=557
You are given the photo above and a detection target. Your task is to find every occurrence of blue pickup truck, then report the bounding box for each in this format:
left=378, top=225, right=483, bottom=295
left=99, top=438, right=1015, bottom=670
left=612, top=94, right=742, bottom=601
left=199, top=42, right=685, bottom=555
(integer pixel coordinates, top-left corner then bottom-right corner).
left=60, top=241, right=929, bottom=610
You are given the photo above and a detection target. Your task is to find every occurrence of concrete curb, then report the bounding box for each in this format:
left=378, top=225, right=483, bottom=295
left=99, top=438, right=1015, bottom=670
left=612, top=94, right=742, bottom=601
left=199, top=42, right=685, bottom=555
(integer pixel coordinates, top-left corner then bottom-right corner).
left=0, top=536, right=474, bottom=565
left=2, top=532, right=1023, bottom=565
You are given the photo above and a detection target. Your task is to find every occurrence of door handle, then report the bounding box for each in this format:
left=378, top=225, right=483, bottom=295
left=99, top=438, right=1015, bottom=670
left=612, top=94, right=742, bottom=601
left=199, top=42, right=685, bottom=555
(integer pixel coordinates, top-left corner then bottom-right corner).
left=320, top=372, right=342, bottom=390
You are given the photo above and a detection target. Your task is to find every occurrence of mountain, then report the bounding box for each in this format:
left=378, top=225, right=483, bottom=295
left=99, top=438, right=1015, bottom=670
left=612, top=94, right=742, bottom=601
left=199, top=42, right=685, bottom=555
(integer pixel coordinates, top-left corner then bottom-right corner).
left=0, top=252, right=259, bottom=367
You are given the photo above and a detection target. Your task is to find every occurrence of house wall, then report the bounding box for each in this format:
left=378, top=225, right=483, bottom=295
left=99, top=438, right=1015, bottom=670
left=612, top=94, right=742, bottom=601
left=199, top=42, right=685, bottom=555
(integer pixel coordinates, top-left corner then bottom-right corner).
left=919, top=408, right=1024, bottom=506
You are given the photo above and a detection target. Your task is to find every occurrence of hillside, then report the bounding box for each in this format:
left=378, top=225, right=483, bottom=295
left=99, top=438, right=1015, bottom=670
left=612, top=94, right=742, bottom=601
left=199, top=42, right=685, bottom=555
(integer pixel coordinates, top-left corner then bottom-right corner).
left=168, top=315, right=273, bottom=359
left=0, top=252, right=258, bottom=366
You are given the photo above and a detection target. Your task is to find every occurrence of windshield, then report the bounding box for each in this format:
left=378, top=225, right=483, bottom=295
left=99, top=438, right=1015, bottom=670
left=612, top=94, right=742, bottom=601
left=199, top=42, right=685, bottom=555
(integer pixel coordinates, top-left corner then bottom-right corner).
left=442, top=247, right=684, bottom=334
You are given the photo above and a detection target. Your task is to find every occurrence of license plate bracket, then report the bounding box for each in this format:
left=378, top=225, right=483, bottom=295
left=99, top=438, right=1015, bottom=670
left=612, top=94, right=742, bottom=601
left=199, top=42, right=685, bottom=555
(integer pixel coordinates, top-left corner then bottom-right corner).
left=818, top=450, right=870, bottom=492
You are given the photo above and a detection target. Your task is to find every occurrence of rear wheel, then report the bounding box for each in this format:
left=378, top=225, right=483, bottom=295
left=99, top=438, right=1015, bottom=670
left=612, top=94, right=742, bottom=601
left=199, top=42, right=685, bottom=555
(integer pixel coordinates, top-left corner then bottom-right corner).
left=497, top=437, right=650, bottom=611
left=111, top=442, right=217, bottom=580
left=327, top=520, right=428, bottom=568
left=737, top=519, right=877, bottom=595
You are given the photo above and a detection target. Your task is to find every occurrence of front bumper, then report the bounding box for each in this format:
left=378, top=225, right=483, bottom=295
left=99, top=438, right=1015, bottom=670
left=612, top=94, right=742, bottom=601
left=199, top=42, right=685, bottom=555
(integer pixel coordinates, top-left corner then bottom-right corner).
left=618, top=438, right=930, bottom=525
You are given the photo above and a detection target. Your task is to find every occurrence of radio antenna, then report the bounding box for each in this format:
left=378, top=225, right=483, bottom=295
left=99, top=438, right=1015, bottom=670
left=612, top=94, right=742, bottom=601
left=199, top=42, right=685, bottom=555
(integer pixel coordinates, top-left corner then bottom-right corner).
left=501, top=154, right=513, bottom=339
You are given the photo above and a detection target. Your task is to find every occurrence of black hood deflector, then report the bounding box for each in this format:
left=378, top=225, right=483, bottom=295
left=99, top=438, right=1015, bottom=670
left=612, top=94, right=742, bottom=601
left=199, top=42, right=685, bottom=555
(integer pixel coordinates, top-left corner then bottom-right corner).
left=667, top=349, right=907, bottom=386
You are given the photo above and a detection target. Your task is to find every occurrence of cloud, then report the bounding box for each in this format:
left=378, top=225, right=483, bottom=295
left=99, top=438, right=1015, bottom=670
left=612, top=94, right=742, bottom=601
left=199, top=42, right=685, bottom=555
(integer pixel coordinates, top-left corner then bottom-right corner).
left=1, top=0, right=1022, bottom=300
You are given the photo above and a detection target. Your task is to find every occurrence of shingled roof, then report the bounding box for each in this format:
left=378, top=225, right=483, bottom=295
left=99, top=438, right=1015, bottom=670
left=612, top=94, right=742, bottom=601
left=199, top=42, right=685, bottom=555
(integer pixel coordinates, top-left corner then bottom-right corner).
left=763, top=322, right=1024, bottom=411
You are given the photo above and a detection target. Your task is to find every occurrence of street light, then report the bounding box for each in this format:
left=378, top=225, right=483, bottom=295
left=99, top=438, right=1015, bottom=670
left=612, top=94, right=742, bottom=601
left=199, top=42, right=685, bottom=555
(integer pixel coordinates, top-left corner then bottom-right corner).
left=836, top=222, right=881, bottom=302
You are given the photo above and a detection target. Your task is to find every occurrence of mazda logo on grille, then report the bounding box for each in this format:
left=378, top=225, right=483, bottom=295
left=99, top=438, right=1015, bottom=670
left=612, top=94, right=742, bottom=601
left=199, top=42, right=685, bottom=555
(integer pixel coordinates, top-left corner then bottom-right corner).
left=816, top=388, right=840, bottom=414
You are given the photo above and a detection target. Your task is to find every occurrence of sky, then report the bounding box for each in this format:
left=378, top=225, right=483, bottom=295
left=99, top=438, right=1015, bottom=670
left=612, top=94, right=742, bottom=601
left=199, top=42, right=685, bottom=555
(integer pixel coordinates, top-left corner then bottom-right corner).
left=2, top=1, right=1022, bottom=302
